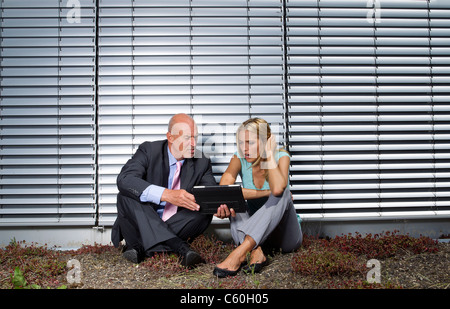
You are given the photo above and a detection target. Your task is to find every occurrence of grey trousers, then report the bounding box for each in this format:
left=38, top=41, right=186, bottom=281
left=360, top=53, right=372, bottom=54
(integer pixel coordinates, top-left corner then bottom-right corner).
left=230, top=188, right=303, bottom=253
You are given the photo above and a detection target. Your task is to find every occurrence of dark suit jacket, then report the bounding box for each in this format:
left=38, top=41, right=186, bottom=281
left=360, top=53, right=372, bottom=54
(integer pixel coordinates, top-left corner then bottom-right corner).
left=116, top=139, right=217, bottom=204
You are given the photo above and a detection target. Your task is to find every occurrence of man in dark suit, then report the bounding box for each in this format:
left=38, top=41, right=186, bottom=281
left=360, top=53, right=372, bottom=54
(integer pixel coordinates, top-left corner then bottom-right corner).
left=111, top=113, right=217, bottom=267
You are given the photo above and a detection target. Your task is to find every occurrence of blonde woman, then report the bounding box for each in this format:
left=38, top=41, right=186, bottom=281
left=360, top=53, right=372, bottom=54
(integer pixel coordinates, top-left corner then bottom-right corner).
left=213, top=118, right=302, bottom=277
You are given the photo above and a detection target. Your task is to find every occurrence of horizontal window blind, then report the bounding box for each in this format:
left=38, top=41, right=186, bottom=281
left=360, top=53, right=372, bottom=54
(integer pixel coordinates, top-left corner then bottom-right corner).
left=2, top=0, right=449, bottom=228
left=0, top=0, right=97, bottom=225
left=96, top=0, right=286, bottom=225
left=286, top=0, right=450, bottom=220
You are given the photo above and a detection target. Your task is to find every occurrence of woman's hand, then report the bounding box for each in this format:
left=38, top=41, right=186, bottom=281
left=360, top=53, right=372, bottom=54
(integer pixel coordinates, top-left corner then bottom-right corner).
left=265, top=135, right=277, bottom=157
left=214, top=204, right=236, bottom=219
left=262, top=135, right=277, bottom=169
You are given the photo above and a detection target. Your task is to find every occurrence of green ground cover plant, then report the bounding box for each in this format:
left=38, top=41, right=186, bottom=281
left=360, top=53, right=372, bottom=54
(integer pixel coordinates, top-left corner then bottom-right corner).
left=0, top=231, right=445, bottom=289
left=290, top=231, right=440, bottom=288
left=1, top=239, right=66, bottom=289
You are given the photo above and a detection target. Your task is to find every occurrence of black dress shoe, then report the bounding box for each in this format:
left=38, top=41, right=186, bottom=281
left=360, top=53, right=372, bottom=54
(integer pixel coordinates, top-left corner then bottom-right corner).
left=122, top=248, right=142, bottom=264
left=178, top=245, right=203, bottom=268
left=213, top=266, right=240, bottom=278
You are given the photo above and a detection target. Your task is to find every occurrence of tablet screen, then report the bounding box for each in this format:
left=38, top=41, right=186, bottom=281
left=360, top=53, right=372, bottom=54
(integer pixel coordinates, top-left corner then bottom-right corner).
left=193, top=185, right=246, bottom=214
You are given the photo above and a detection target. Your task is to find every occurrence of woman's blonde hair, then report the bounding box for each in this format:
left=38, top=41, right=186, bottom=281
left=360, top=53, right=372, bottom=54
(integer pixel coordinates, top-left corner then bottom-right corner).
left=236, top=118, right=289, bottom=175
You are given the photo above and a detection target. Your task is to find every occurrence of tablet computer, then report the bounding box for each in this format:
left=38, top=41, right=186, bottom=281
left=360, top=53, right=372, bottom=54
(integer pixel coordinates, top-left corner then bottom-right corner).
left=193, top=185, right=246, bottom=214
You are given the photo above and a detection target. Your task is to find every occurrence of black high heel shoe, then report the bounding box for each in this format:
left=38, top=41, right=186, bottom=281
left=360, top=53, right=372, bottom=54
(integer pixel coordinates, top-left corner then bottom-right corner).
left=242, top=259, right=268, bottom=274
left=213, top=265, right=241, bottom=278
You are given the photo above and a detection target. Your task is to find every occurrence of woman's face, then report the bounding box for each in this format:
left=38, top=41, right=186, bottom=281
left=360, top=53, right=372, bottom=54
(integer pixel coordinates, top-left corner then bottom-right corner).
left=238, top=129, right=260, bottom=163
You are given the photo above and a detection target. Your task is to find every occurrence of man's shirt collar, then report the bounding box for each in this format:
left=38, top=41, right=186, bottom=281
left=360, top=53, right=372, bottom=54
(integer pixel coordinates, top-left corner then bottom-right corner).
left=167, top=145, right=184, bottom=166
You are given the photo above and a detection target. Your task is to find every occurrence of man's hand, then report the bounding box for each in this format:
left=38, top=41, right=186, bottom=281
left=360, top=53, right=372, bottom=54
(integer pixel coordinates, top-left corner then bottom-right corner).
left=161, top=189, right=200, bottom=211
left=214, top=204, right=236, bottom=219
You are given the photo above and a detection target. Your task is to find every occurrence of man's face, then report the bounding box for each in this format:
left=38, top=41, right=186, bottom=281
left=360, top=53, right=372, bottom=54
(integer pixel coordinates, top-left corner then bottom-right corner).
left=167, top=121, right=198, bottom=160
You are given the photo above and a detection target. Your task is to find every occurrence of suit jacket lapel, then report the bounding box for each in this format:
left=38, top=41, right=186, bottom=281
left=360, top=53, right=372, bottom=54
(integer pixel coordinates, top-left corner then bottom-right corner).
left=162, top=142, right=170, bottom=188
left=180, top=159, right=193, bottom=190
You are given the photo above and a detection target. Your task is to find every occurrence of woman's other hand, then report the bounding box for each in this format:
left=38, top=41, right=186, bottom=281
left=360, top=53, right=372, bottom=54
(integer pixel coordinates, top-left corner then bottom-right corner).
left=214, top=204, right=236, bottom=219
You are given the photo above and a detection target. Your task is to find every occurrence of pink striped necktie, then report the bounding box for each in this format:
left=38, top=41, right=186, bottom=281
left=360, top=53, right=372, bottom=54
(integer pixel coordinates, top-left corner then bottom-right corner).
left=162, top=160, right=182, bottom=221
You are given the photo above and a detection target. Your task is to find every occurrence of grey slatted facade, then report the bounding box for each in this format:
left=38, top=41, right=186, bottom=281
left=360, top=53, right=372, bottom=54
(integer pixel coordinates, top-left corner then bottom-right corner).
left=1, top=0, right=449, bottom=228
left=286, top=0, right=450, bottom=221
left=95, top=0, right=287, bottom=225
left=1, top=0, right=97, bottom=226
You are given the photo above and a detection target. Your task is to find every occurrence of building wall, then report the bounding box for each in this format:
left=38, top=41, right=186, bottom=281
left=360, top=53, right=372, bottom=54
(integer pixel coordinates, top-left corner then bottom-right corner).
left=1, top=0, right=449, bottom=247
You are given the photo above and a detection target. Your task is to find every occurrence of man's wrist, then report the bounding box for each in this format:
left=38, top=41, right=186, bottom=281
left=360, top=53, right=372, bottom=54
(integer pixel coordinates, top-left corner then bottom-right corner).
left=140, top=184, right=165, bottom=204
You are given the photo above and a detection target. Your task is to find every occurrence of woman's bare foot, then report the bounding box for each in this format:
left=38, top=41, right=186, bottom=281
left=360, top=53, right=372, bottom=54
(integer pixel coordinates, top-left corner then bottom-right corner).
left=216, top=249, right=245, bottom=271
left=216, top=235, right=256, bottom=271
left=249, top=246, right=266, bottom=265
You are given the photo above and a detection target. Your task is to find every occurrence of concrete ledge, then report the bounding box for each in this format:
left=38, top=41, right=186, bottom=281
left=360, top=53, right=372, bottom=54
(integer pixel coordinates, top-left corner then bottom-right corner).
left=300, top=218, right=450, bottom=239
left=0, top=226, right=112, bottom=250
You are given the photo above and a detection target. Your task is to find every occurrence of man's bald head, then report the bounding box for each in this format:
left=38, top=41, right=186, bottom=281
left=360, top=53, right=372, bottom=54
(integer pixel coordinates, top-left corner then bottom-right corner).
left=167, top=113, right=198, bottom=160
left=168, top=113, right=195, bottom=133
